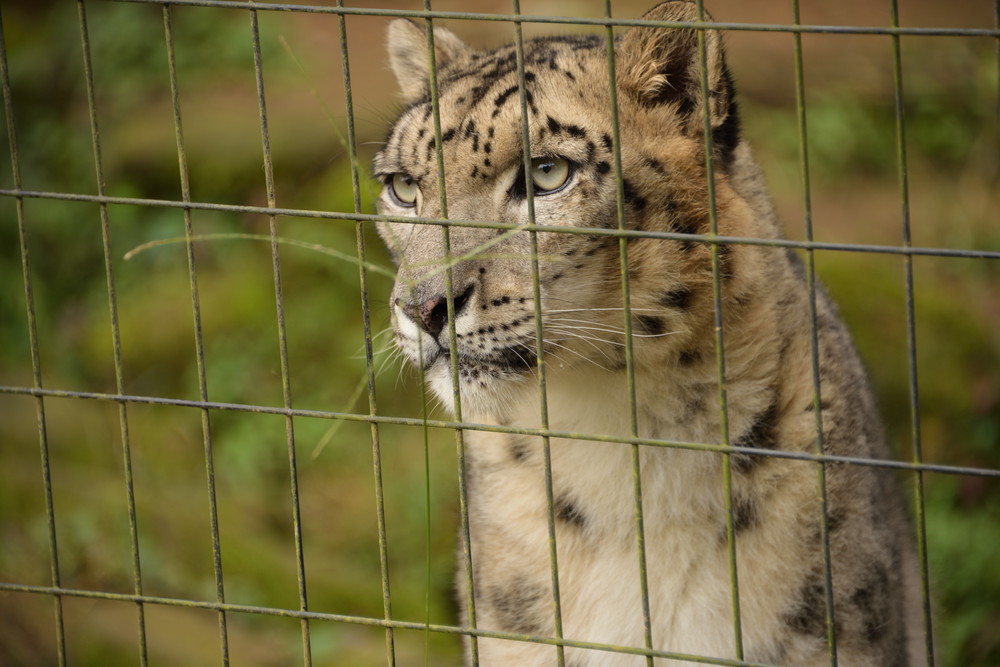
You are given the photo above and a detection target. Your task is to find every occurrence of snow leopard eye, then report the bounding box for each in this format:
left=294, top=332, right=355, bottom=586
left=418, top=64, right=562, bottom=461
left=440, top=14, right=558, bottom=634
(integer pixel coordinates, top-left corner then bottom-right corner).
left=388, top=173, right=418, bottom=207
left=530, top=156, right=571, bottom=194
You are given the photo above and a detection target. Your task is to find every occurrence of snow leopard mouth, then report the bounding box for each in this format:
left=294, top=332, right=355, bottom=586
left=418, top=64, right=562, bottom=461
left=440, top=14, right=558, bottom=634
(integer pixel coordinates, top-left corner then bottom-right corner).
left=430, top=343, right=538, bottom=375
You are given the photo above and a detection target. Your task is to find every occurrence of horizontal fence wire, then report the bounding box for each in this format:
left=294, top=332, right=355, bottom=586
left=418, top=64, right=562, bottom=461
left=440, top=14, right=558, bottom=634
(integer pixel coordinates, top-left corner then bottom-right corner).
left=2, top=1, right=998, bottom=665
left=2, top=188, right=999, bottom=261
left=0, top=582, right=783, bottom=667
left=107, top=0, right=1000, bottom=37
left=2, top=384, right=998, bottom=480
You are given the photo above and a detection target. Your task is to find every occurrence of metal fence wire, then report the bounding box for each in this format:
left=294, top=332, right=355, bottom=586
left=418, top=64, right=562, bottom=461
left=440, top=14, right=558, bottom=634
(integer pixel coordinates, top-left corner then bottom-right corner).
left=1, top=0, right=999, bottom=666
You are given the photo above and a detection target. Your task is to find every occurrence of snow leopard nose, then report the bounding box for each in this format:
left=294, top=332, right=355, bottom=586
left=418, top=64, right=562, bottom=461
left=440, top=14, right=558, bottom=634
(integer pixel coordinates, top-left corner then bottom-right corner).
left=400, top=283, right=474, bottom=337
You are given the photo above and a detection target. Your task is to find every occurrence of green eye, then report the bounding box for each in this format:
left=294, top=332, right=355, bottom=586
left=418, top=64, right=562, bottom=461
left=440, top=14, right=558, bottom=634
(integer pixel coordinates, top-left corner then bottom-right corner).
left=389, top=173, right=418, bottom=207
left=530, top=157, right=571, bottom=194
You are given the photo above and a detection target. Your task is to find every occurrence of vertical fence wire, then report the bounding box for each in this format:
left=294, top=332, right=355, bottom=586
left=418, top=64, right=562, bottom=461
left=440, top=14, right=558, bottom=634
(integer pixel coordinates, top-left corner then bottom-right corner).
left=692, top=0, right=743, bottom=657
left=334, top=3, right=397, bottom=665
left=789, top=2, right=839, bottom=665
left=0, top=8, right=67, bottom=666
left=75, top=2, right=150, bottom=664
left=601, top=3, right=654, bottom=664
left=888, top=2, right=936, bottom=664
left=419, top=4, right=480, bottom=663
left=510, top=4, right=565, bottom=664
left=161, top=7, right=231, bottom=663
left=245, top=4, right=313, bottom=664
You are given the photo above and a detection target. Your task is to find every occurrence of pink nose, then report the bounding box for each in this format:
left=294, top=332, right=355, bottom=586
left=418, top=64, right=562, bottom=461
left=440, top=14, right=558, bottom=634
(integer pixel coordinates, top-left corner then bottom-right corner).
left=399, top=285, right=473, bottom=337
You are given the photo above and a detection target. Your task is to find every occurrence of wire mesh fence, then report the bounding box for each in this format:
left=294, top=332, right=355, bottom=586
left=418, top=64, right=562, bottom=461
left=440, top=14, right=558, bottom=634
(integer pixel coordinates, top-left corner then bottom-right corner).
left=1, top=1, right=998, bottom=665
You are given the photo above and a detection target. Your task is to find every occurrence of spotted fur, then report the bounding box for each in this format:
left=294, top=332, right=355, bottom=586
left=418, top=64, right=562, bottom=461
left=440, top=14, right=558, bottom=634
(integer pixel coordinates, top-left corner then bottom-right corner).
left=375, top=3, right=925, bottom=665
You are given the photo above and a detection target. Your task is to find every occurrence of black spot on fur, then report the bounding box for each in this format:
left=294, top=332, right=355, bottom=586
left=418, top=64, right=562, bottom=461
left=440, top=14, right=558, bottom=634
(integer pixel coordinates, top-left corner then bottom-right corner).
left=622, top=180, right=647, bottom=211
left=554, top=495, right=586, bottom=528
left=825, top=509, right=845, bottom=534
left=509, top=437, right=531, bottom=462
left=493, top=84, right=519, bottom=108
left=660, top=287, right=694, bottom=310
left=643, top=156, right=666, bottom=174
left=600, top=133, right=613, bottom=152
left=732, top=494, right=758, bottom=532
left=678, top=349, right=701, bottom=366
left=718, top=243, right=735, bottom=281
left=566, top=124, right=586, bottom=138
left=732, top=403, right=779, bottom=473
left=784, top=577, right=829, bottom=638
left=494, top=344, right=537, bottom=371
left=738, top=404, right=778, bottom=449
left=852, top=564, right=891, bottom=643
left=596, top=161, right=611, bottom=175
left=546, top=115, right=562, bottom=134
left=486, top=576, right=545, bottom=635
left=634, top=315, right=665, bottom=336
left=442, top=127, right=457, bottom=143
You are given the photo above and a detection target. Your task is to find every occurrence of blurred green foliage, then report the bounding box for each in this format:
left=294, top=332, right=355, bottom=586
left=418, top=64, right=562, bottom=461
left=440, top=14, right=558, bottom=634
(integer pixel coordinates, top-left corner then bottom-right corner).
left=1, top=2, right=998, bottom=666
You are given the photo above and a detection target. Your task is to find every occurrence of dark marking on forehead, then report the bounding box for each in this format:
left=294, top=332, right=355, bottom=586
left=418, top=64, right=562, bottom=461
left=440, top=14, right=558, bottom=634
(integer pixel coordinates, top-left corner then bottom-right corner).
left=660, top=287, right=694, bottom=310
left=596, top=161, right=611, bottom=175
left=494, top=84, right=521, bottom=110
left=532, top=34, right=602, bottom=49
left=601, top=133, right=613, bottom=152
left=644, top=157, right=666, bottom=174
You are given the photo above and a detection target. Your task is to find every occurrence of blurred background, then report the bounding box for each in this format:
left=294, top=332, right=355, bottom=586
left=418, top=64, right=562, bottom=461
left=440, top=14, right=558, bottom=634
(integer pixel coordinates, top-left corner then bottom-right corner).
left=0, top=1, right=997, bottom=665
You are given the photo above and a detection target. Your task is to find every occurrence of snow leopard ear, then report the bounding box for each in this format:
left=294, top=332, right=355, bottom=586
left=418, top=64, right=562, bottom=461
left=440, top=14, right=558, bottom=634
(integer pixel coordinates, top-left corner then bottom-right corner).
left=387, top=19, right=473, bottom=103
left=617, top=1, right=732, bottom=129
